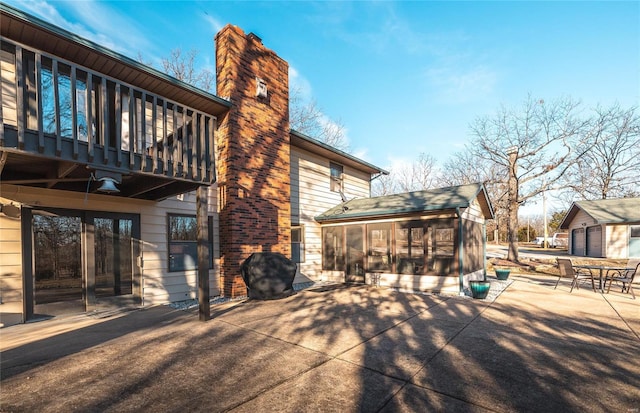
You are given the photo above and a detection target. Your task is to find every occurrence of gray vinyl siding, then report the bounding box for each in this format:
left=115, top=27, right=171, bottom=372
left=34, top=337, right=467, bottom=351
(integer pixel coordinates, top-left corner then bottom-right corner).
left=0, top=208, right=23, bottom=326
left=461, top=199, right=485, bottom=223
left=290, top=146, right=371, bottom=280
left=1, top=48, right=18, bottom=126
left=606, top=224, right=629, bottom=258
left=0, top=184, right=220, bottom=307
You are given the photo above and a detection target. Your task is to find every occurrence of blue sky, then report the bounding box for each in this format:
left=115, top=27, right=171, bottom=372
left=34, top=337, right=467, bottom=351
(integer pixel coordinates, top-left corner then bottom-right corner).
left=5, top=0, right=639, bottom=174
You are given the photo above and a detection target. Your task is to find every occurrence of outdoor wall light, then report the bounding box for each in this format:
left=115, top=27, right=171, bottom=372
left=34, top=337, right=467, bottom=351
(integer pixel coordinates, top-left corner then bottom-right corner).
left=0, top=203, right=21, bottom=218
left=97, top=177, right=120, bottom=193
left=91, top=170, right=122, bottom=194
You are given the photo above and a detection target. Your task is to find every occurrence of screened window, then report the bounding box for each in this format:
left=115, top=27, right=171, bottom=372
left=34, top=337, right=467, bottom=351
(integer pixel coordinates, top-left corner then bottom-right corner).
left=367, top=223, right=392, bottom=272
left=168, top=214, right=213, bottom=272
left=330, top=162, right=344, bottom=192
left=435, top=228, right=455, bottom=257
left=322, top=226, right=344, bottom=270
left=291, top=225, right=305, bottom=263
left=395, top=224, right=425, bottom=274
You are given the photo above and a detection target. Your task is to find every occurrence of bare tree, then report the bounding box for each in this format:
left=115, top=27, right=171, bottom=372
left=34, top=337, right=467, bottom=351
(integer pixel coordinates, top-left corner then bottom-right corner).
left=437, top=150, right=500, bottom=187
left=289, top=85, right=349, bottom=151
left=160, top=48, right=215, bottom=92
left=564, top=104, right=640, bottom=200
left=469, top=95, right=590, bottom=262
left=150, top=51, right=348, bottom=151
left=371, top=171, right=398, bottom=196
left=438, top=149, right=509, bottom=244
left=371, top=153, right=438, bottom=196
left=395, top=153, right=438, bottom=192
left=136, top=51, right=153, bottom=67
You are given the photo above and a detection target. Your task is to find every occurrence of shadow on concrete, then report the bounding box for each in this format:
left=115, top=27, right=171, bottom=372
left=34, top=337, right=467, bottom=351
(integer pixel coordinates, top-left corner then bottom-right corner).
left=1, top=283, right=638, bottom=412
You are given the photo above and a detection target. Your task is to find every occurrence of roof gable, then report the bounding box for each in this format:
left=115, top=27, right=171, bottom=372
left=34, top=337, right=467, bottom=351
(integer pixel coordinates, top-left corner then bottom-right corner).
left=316, top=183, right=494, bottom=223
left=560, top=197, right=640, bottom=228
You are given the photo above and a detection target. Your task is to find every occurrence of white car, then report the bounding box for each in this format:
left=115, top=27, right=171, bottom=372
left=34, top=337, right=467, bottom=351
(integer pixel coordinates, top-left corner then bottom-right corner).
left=550, top=232, right=568, bottom=248
left=533, top=234, right=567, bottom=248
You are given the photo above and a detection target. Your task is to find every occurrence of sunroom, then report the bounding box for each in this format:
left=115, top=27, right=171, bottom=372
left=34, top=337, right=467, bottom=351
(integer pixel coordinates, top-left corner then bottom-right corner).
left=315, top=183, right=494, bottom=295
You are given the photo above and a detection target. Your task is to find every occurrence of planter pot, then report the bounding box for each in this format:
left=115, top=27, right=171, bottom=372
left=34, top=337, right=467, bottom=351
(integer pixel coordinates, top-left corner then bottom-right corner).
left=495, top=269, right=511, bottom=280
left=469, top=280, right=491, bottom=299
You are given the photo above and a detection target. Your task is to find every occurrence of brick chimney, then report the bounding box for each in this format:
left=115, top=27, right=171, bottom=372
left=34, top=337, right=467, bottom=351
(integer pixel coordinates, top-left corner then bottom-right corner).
left=215, top=25, right=291, bottom=298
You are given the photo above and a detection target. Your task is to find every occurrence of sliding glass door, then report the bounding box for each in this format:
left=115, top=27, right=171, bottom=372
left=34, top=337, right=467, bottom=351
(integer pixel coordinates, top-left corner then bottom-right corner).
left=94, top=217, right=133, bottom=297
left=33, top=213, right=83, bottom=314
left=28, top=208, right=140, bottom=318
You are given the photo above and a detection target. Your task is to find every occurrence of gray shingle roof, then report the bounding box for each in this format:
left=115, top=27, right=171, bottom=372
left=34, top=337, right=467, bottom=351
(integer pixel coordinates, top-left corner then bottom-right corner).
left=561, top=198, right=640, bottom=227
left=315, top=183, right=493, bottom=222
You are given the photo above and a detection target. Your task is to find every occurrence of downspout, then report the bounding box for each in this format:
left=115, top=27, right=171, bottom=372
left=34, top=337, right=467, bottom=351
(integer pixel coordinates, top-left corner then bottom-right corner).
left=483, top=222, right=487, bottom=281
left=456, top=207, right=464, bottom=296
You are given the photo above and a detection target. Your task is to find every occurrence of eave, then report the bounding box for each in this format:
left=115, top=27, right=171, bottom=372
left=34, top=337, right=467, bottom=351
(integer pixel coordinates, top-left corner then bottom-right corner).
left=290, top=130, right=388, bottom=176
left=1, top=3, right=231, bottom=117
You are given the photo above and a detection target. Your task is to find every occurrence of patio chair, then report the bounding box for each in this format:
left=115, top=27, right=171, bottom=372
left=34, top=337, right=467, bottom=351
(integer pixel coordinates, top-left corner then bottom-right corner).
left=554, top=258, right=596, bottom=293
left=605, top=261, right=639, bottom=299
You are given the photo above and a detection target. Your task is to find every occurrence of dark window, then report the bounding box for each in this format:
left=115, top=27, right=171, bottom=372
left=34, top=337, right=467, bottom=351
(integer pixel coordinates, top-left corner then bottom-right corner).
left=291, top=225, right=305, bottom=263
left=367, top=223, right=392, bottom=272
left=168, top=214, right=213, bottom=272
left=322, top=226, right=344, bottom=270
left=41, top=58, right=90, bottom=140
left=631, top=226, right=640, bottom=238
left=330, top=162, right=343, bottom=192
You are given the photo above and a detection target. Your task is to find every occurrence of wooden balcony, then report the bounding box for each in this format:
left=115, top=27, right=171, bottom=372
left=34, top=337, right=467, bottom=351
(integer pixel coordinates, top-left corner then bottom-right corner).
left=1, top=8, right=230, bottom=200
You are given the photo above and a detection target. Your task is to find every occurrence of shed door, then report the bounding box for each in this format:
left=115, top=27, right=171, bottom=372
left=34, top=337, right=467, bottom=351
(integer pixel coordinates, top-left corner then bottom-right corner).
left=586, top=226, right=602, bottom=257
left=572, top=228, right=585, bottom=256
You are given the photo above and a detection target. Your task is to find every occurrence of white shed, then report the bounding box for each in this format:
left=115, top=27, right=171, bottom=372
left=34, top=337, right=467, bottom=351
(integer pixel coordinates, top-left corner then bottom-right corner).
left=559, top=198, right=640, bottom=259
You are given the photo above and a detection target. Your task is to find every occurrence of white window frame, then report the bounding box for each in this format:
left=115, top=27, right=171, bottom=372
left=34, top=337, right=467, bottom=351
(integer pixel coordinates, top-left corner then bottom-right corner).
left=291, top=225, right=305, bottom=263
left=330, top=162, right=343, bottom=193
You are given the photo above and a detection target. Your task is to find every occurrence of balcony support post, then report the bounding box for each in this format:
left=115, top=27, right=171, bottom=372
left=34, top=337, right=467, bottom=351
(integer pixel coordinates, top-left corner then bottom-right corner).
left=197, top=185, right=210, bottom=321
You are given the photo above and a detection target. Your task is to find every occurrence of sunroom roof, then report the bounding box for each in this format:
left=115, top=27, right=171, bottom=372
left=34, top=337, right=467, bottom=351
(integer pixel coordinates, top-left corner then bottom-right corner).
left=316, top=183, right=493, bottom=223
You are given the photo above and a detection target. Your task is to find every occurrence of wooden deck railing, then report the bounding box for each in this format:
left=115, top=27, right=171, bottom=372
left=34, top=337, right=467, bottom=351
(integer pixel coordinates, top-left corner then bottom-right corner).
left=1, top=39, right=215, bottom=183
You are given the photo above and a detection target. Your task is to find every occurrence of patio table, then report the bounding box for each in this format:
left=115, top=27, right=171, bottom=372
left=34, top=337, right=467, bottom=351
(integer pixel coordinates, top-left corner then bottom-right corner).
left=573, top=265, right=634, bottom=292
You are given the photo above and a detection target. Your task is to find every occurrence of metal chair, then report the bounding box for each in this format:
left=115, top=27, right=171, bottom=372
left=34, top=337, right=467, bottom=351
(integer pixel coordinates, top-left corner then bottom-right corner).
left=605, top=261, right=639, bottom=299
left=554, top=258, right=596, bottom=292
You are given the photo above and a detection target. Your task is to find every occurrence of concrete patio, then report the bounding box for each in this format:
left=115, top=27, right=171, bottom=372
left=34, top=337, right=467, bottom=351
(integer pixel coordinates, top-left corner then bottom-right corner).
left=1, top=273, right=638, bottom=412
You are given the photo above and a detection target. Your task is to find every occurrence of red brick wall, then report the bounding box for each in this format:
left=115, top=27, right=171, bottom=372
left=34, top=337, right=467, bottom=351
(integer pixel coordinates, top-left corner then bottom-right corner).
left=215, top=25, right=291, bottom=298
